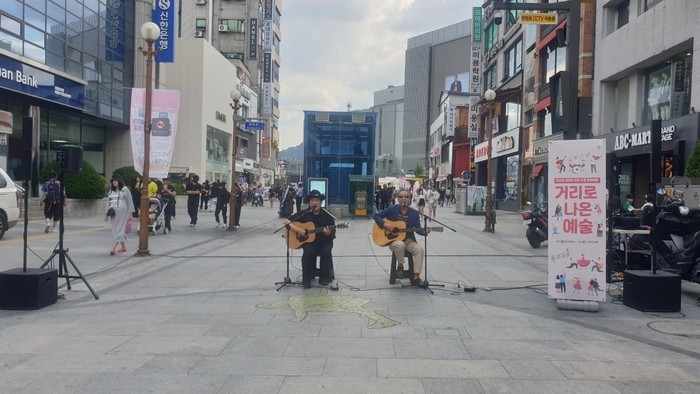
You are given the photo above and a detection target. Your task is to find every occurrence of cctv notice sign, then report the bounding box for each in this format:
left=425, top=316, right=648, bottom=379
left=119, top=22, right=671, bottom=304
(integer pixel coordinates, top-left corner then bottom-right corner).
left=520, top=13, right=557, bottom=24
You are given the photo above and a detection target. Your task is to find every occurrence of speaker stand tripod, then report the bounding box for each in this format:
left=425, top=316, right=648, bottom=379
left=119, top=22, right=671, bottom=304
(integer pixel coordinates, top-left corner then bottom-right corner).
left=40, top=172, right=99, bottom=300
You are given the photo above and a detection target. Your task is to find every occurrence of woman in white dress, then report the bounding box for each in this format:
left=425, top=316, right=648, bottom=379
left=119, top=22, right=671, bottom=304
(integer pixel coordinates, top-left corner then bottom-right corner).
left=105, top=175, right=135, bottom=255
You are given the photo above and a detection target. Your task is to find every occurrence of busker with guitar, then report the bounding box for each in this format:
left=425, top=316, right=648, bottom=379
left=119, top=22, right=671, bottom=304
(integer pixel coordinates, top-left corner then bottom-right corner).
left=373, top=188, right=431, bottom=287
left=284, top=190, right=335, bottom=289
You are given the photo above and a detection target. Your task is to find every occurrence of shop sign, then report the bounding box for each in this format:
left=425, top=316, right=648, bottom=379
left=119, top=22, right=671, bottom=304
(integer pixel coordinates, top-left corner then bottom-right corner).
left=106, top=0, right=126, bottom=61
left=613, top=125, right=676, bottom=151
left=215, top=111, right=226, bottom=123
left=0, top=55, right=85, bottom=110
left=152, top=0, right=175, bottom=63
left=249, top=18, right=258, bottom=59
left=474, top=128, right=520, bottom=163
left=263, top=20, right=273, bottom=52
left=484, top=39, right=504, bottom=64
left=264, top=0, right=273, bottom=20
left=472, top=7, right=482, bottom=43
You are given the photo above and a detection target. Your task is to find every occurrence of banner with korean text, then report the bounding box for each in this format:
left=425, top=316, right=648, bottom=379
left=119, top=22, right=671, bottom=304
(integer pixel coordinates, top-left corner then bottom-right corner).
left=130, top=89, right=181, bottom=179
left=548, top=140, right=606, bottom=301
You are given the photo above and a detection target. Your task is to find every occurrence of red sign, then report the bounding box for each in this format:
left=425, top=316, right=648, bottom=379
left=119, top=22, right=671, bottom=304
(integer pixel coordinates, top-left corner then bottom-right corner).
left=262, top=137, right=270, bottom=159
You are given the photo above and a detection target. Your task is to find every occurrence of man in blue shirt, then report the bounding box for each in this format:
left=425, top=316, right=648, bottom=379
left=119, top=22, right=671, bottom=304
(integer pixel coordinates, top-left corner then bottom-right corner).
left=295, top=183, right=305, bottom=213
left=373, top=188, right=430, bottom=287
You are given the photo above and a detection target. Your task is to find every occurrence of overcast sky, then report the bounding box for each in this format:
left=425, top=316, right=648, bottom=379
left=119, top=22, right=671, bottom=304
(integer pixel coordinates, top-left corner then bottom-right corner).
left=278, top=0, right=483, bottom=150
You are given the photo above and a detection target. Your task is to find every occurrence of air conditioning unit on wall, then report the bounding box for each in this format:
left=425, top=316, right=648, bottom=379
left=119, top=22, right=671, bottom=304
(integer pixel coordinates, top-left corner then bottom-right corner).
left=194, top=31, right=204, bottom=38
left=218, top=25, right=229, bottom=32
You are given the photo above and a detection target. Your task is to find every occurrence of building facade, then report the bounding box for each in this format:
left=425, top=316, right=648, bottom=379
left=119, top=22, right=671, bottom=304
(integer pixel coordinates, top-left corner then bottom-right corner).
left=592, top=0, right=698, bottom=201
left=1, top=0, right=135, bottom=192
left=302, top=111, right=376, bottom=205
left=371, top=85, right=404, bottom=177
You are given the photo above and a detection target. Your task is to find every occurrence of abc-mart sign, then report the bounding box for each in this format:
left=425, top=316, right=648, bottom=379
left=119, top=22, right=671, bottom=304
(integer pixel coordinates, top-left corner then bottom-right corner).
left=613, top=126, right=676, bottom=151
left=474, top=128, right=520, bottom=163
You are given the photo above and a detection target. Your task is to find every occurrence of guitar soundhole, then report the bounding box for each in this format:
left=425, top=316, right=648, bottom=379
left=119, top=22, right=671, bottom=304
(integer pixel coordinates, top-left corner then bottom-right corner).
left=298, top=235, right=308, bottom=242
left=386, top=231, right=398, bottom=240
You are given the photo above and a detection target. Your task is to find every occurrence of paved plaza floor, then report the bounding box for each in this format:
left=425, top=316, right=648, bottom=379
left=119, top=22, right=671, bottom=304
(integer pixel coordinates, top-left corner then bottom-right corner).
left=1, top=204, right=700, bottom=393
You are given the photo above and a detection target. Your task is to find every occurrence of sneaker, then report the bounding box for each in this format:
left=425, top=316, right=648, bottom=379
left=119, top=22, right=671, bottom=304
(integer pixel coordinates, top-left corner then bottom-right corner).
left=52, top=227, right=58, bottom=233
left=190, top=224, right=195, bottom=227
left=234, top=225, right=240, bottom=229
left=302, top=280, right=311, bottom=289
left=216, top=223, right=220, bottom=228
left=411, top=278, right=427, bottom=288
left=45, top=224, right=50, bottom=233
left=319, top=278, right=329, bottom=286
left=396, top=266, right=404, bottom=279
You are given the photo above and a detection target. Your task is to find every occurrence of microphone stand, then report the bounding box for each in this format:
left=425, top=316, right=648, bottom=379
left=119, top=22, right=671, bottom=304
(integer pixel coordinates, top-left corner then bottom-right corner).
left=416, top=210, right=457, bottom=294
left=273, top=208, right=313, bottom=291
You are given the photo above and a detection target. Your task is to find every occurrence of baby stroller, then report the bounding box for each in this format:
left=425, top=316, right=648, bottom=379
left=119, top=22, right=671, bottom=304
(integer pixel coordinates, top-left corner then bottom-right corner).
left=138, top=198, right=169, bottom=235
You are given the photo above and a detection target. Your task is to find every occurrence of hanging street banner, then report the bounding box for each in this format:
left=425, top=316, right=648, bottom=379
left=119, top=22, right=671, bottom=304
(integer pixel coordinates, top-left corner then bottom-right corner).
left=472, top=7, right=482, bottom=43
left=262, top=82, right=272, bottom=115
left=468, top=96, right=479, bottom=138
left=262, top=137, right=271, bottom=159
left=548, top=139, right=607, bottom=301
left=130, top=89, right=181, bottom=178
left=249, top=18, right=258, bottom=59
left=152, top=0, right=175, bottom=62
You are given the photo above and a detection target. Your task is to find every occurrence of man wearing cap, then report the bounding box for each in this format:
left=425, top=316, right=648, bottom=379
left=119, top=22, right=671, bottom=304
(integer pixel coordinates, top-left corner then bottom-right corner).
left=374, top=188, right=430, bottom=287
left=284, top=190, right=336, bottom=288
left=214, top=182, right=230, bottom=228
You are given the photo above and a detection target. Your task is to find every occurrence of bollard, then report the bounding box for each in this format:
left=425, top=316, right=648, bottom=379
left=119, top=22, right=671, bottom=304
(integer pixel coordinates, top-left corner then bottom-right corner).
left=556, top=299, right=599, bottom=312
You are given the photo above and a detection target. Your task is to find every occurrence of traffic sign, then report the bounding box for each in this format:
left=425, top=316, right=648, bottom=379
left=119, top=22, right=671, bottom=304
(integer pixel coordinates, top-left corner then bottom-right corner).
left=520, top=13, right=557, bottom=24
left=245, top=121, right=266, bottom=131
left=461, top=170, right=472, bottom=181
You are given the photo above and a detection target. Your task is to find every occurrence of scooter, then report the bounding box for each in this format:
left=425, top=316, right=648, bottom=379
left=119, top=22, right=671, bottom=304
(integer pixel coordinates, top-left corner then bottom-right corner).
left=521, top=201, right=548, bottom=248
left=651, top=191, right=700, bottom=282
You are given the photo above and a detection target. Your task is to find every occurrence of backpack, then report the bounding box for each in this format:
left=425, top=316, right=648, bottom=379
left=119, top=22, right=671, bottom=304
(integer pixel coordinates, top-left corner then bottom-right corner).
left=45, top=181, right=61, bottom=203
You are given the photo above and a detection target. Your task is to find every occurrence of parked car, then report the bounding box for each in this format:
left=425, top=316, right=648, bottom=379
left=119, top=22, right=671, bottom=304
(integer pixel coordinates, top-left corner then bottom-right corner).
left=0, top=168, right=21, bottom=240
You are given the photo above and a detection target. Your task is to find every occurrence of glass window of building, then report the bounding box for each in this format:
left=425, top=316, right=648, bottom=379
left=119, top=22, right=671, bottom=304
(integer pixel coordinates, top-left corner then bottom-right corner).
left=504, top=40, right=522, bottom=80
left=643, top=52, right=692, bottom=124
left=505, top=155, right=519, bottom=201
left=484, top=65, right=497, bottom=91
left=617, top=0, right=629, bottom=29
left=542, top=45, right=566, bottom=83
left=24, top=5, right=45, bottom=30
left=485, top=23, right=498, bottom=53
left=196, top=18, right=206, bottom=31
left=645, top=0, right=663, bottom=11
left=505, top=102, right=521, bottom=132
left=3, top=1, right=23, bottom=20
left=220, top=19, right=244, bottom=32
left=25, top=0, right=46, bottom=13
left=0, top=14, right=22, bottom=36
left=505, top=0, right=523, bottom=30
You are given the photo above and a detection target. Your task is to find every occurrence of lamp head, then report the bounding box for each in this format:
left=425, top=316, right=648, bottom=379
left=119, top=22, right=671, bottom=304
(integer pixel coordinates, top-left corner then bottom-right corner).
left=141, top=22, right=160, bottom=41
left=484, top=89, right=496, bottom=102
left=230, top=89, right=242, bottom=102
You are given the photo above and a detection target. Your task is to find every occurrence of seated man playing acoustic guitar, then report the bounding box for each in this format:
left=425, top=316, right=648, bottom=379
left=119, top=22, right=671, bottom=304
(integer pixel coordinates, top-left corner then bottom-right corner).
left=373, top=188, right=430, bottom=287
left=284, top=190, right=336, bottom=289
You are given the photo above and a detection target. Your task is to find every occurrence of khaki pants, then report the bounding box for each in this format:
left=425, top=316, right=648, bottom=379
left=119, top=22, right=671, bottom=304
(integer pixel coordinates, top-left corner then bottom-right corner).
left=389, top=238, right=424, bottom=274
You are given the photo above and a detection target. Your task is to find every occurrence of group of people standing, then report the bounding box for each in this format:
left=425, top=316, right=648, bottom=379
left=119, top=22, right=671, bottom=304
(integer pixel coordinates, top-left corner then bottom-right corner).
left=375, top=183, right=450, bottom=218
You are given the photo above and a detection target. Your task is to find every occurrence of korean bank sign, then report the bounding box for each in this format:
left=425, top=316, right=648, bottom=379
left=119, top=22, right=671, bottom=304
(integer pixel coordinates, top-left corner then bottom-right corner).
left=0, top=54, right=85, bottom=110
left=152, top=0, right=175, bottom=62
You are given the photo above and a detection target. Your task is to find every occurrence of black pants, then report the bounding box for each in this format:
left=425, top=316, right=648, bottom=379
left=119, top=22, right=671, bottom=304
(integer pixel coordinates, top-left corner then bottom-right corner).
left=199, top=195, right=209, bottom=210
left=301, top=240, right=334, bottom=284
left=188, top=202, right=198, bottom=224
left=233, top=205, right=241, bottom=226
left=295, top=196, right=303, bottom=213
left=215, top=205, right=227, bottom=224
left=164, top=202, right=175, bottom=230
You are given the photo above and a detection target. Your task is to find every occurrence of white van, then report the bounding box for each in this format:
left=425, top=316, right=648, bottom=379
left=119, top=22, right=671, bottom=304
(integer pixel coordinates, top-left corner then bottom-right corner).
left=0, top=168, right=21, bottom=239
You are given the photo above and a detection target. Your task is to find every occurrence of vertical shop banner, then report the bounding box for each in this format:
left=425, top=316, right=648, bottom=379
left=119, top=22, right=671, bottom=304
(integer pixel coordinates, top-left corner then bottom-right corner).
left=152, top=0, right=175, bottom=62
left=468, top=96, right=479, bottom=138
left=548, top=140, right=607, bottom=301
left=472, top=7, right=482, bottom=43
left=249, top=18, right=258, bottom=59
left=262, top=137, right=270, bottom=159
left=263, top=53, right=272, bottom=83
left=264, top=0, right=274, bottom=19
left=262, top=83, right=272, bottom=115
left=444, top=104, right=455, bottom=137
left=263, top=20, right=273, bottom=52
left=470, top=45, right=482, bottom=94
left=130, top=89, right=181, bottom=178
left=106, top=0, right=126, bottom=61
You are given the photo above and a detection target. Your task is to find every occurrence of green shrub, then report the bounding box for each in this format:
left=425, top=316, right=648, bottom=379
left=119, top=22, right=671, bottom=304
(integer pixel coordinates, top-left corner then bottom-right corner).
left=685, top=140, right=700, bottom=178
left=39, top=161, right=106, bottom=200
left=112, top=166, right=141, bottom=188
left=173, top=182, right=185, bottom=195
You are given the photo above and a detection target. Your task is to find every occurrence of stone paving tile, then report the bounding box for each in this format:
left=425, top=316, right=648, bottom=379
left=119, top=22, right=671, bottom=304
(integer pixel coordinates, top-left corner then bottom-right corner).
left=360, top=324, right=427, bottom=339
left=319, top=324, right=362, bottom=338
left=674, top=362, right=700, bottom=380
left=134, top=355, right=205, bottom=374
left=465, top=326, right=544, bottom=340
left=566, top=340, right=700, bottom=363
left=462, top=339, right=584, bottom=361
left=32, top=335, right=132, bottom=355
left=191, top=355, right=325, bottom=376
left=478, top=379, right=621, bottom=394
left=285, top=337, right=395, bottom=358
left=322, top=357, right=377, bottom=377
left=608, top=381, right=676, bottom=393
left=219, top=336, right=291, bottom=357
left=100, top=323, right=214, bottom=337
left=165, top=314, right=213, bottom=325
left=12, top=354, right=154, bottom=373
left=278, top=376, right=425, bottom=394
left=247, top=323, right=322, bottom=337
left=203, top=323, right=254, bottom=337
left=0, top=335, right=56, bottom=354
left=464, top=316, right=536, bottom=327
left=665, top=382, right=700, bottom=394
left=73, top=372, right=229, bottom=394
left=12, top=372, right=101, bottom=394
left=108, top=335, right=231, bottom=356
left=204, top=314, right=273, bottom=325
left=393, top=338, right=471, bottom=360
left=499, top=360, right=567, bottom=380
left=377, top=358, right=509, bottom=379
left=0, top=371, right=44, bottom=392
left=216, top=375, right=285, bottom=393
left=421, top=378, right=485, bottom=394
left=552, top=360, right=700, bottom=382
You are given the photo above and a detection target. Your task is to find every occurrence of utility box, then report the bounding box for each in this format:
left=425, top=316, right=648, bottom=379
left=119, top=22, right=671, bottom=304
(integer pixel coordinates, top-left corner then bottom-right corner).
left=349, top=175, right=374, bottom=217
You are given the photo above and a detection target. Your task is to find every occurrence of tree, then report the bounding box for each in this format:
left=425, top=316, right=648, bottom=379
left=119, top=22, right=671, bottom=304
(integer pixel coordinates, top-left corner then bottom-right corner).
left=112, top=166, right=141, bottom=188
left=414, top=163, right=425, bottom=177
left=686, top=140, right=700, bottom=178
left=39, top=161, right=106, bottom=199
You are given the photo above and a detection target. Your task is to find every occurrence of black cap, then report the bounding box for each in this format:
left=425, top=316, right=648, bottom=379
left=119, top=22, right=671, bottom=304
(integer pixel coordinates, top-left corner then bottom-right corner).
left=306, top=189, right=325, bottom=202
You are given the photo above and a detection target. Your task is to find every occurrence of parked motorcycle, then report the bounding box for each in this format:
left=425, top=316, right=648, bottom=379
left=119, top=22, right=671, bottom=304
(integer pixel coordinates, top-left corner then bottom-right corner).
left=521, top=201, right=548, bottom=248
left=651, top=191, right=700, bottom=282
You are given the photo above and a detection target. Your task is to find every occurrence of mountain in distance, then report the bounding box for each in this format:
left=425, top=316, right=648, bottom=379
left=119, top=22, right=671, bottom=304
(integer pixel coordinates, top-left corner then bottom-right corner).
left=279, top=142, right=304, bottom=159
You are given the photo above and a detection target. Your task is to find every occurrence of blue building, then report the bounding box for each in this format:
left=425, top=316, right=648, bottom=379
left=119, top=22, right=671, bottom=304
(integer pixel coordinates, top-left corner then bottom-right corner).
left=303, top=111, right=376, bottom=205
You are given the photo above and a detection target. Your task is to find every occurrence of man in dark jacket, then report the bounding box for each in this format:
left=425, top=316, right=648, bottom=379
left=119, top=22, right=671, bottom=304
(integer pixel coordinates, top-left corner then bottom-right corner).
left=373, top=188, right=430, bottom=287
left=214, top=182, right=230, bottom=228
left=284, top=190, right=336, bottom=288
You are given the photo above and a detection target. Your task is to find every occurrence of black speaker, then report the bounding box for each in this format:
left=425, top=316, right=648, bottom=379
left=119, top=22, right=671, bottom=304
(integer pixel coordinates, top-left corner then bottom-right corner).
left=0, top=268, right=58, bottom=310
left=20, top=117, right=33, bottom=180
left=650, top=119, right=662, bottom=184
left=56, top=144, right=83, bottom=173
left=623, top=270, right=681, bottom=312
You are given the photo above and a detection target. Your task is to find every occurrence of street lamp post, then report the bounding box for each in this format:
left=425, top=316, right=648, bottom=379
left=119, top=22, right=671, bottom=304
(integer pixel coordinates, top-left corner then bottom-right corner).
left=482, top=89, right=496, bottom=233
left=228, top=89, right=242, bottom=231
left=136, top=22, right=161, bottom=256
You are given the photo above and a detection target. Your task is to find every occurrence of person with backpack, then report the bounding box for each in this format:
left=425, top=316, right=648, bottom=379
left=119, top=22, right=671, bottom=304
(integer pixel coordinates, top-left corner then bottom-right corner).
left=40, top=171, right=66, bottom=233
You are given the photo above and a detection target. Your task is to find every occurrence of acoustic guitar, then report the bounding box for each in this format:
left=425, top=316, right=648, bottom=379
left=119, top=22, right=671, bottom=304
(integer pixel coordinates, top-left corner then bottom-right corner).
left=372, top=219, right=444, bottom=246
left=285, top=222, right=350, bottom=249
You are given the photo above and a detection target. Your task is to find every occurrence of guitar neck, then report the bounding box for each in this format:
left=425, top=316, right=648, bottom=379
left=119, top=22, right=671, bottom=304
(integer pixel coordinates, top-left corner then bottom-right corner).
left=396, top=227, right=440, bottom=233
left=306, top=225, right=340, bottom=234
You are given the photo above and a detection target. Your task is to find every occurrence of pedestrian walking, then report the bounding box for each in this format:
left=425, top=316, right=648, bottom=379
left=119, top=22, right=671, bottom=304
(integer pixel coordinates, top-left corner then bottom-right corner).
left=269, top=186, right=276, bottom=209
left=445, top=188, right=452, bottom=207
left=426, top=186, right=439, bottom=218
left=132, top=175, right=142, bottom=218
left=161, top=178, right=177, bottom=233
left=39, top=171, right=66, bottom=233
left=186, top=175, right=202, bottom=226
left=104, top=175, right=134, bottom=255
left=232, top=182, right=243, bottom=228
left=295, top=183, right=304, bottom=213
left=199, top=180, right=210, bottom=211
left=214, top=182, right=230, bottom=228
